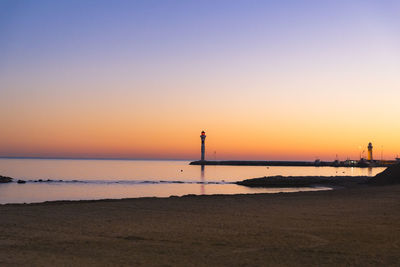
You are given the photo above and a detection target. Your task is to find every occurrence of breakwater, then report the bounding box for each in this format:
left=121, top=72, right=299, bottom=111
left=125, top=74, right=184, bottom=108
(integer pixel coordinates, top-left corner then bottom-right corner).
left=189, top=160, right=395, bottom=167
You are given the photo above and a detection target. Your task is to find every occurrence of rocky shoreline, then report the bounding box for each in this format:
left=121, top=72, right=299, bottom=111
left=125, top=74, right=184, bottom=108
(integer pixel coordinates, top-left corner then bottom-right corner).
left=0, top=175, right=13, bottom=183
left=237, top=164, right=400, bottom=188
left=236, top=176, right=369, bottom=188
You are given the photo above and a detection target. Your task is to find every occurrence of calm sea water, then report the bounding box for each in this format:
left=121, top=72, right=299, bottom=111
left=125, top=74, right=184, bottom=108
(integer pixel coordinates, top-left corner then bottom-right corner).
left=0, top=158, right=385, bottom=204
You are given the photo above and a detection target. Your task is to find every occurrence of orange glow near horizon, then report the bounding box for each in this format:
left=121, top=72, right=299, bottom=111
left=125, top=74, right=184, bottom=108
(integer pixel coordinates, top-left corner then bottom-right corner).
left=1, top=105, right=399, bottom=161
left=1, top=83, right=400, bottom=161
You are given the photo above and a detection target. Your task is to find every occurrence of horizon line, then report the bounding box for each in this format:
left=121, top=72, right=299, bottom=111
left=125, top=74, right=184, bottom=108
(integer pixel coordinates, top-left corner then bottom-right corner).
left=0, top=156, right=196, bottom=161
left=0, top=156, right=364, bottom=162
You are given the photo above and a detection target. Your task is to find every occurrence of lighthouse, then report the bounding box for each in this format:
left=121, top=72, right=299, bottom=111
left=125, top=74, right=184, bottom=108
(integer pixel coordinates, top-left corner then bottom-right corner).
left=367, top=142, right=373, bottom=161
left=200, top=131, right=206, bottom=161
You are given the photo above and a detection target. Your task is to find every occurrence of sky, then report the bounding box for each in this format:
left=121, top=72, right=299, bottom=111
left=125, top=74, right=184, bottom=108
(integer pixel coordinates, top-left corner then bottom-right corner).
left=1, top=0, right=400, bottom=160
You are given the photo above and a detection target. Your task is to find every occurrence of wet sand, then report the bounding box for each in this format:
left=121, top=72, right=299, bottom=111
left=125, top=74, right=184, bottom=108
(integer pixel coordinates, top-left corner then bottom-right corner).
left=0, top=185, right=399, bottom=266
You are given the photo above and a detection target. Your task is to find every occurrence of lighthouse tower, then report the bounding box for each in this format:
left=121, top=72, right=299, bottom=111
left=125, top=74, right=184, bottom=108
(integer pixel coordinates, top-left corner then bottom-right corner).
left=367, top=142, right=373, bottom=161
left=200, top=131, right=206, bottom=161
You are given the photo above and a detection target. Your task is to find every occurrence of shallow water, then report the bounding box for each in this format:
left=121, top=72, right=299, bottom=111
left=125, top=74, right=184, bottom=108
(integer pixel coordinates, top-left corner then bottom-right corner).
left=0, top=158, right=385, bottom=204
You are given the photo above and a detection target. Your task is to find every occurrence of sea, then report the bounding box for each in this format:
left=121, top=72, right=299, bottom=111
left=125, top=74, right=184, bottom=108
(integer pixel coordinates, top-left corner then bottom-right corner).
left=0, top=158, right=386, bottom=204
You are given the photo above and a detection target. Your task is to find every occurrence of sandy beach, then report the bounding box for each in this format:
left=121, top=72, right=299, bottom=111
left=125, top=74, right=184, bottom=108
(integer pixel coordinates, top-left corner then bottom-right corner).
left=0, top=184, right=399, bottom=266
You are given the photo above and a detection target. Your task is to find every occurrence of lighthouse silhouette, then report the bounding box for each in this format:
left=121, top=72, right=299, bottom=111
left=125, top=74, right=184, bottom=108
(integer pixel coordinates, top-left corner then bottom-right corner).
left=367, top=142, right=373, bottom=161
left=200, top=131, right=206, bottom=161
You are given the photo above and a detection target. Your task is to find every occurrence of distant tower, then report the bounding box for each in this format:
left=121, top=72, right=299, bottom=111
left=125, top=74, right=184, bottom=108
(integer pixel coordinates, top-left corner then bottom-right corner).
left=200, top=131, right=206, bottom=161
left=367, top=142, right=373, bottom=161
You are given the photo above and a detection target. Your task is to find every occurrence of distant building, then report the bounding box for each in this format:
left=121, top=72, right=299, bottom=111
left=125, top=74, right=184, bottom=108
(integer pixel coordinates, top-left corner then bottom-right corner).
left=333, top=159, right=340, bottom=167
left=344, top=159, right=358, bottom=166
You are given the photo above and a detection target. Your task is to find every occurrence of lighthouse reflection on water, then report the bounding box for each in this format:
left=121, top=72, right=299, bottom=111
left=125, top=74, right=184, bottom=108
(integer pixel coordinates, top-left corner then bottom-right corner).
left=200, top=165, right=205, bottom=195
left=200, top=131, right=206, bottom=194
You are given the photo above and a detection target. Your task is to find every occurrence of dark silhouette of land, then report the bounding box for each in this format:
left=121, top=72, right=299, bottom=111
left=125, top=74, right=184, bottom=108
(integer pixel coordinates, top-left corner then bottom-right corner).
left=0, top=175, right=13, bottom=183
left=237, top=176, right=369, bottom=188
left=368, top=163, right=400, bottom=185
left=236, top=164, right=400, bottom=188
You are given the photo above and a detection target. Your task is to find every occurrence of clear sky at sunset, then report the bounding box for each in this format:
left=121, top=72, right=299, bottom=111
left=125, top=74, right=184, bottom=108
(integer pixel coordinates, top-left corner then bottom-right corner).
left=1, top=0, right=400, bottom=160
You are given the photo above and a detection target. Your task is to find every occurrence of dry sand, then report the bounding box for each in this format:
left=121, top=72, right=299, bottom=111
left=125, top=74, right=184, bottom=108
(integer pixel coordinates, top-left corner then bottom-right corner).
left=0, top=184, right=399, bottom=266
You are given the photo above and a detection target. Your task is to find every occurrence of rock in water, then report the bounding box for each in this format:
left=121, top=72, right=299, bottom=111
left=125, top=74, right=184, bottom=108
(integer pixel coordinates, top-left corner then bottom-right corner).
left=368, top=164, right=400, bottom=185
left=17, top=180, right=26, bottom=184
left=0, top=175, right=13, bottom=183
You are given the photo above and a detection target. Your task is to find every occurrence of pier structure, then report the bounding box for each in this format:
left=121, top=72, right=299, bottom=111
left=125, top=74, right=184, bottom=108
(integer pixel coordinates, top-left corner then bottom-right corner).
left=189, top=159, right=397, bottom=167
left=367, top=142, right=373, bottom=162
left=200, top=131, right=206, bottom=161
